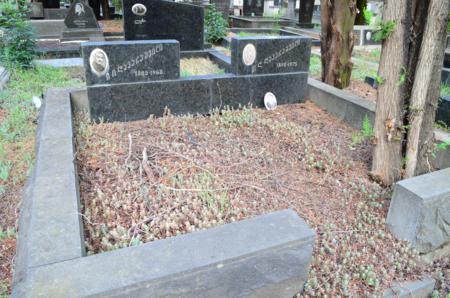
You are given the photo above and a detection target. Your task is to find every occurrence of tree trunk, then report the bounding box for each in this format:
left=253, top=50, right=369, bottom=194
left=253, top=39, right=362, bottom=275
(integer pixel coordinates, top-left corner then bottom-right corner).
left=371, top=0, right=409, bottom=185
left=101, top=0, right=110, bottom=20
left=320, top=0, right=357, bottom=89
left=405, top=0, right=448, bottom=177
left=372, top=0, right=448, bottom=184
left=354, top=0, right=367, bottom=25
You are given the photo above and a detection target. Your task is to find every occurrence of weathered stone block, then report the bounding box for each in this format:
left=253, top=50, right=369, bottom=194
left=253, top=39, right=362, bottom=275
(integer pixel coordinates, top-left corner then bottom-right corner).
left=387, top=168, right=450, bottom=253
left=15, top=208, right=315, bottom=297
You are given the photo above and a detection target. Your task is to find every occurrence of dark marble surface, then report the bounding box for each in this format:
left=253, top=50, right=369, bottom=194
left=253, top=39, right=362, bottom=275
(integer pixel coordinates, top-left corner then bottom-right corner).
left=81, top=40, right=180, bottom=86
left=64, top=0, right=99, bottom=29
left=444, top=50, right=450, bottom=68
left=243, top=0, right=264, bottom=16
left=88, top=72, right=308, bottom=122
left=123, top=0, right=204, bottom=51
left=231, top=36, right=311, bottom=75
left=436, top=95, right=450, bottom=127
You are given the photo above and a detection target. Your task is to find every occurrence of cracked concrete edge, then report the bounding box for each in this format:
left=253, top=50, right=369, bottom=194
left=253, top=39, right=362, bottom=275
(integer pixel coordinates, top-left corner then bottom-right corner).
left=383, top=277, right=436, bottom=298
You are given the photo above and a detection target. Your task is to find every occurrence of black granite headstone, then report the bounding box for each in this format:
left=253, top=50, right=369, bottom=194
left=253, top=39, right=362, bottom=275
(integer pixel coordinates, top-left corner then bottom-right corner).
left=243, top=0, right=264, bottom=16
left=64, top=0, right=99, bottom=29
left=43, top=0, right=60, bottom=9
left=231, top=36, right=311, bottom=75
left=436, top=95, right=450, bottom=127
left=298, top=0, right=314, bottom=28
left=123, top=0, right=204, bottom=51
left=81, top=40, right=180, bottom=86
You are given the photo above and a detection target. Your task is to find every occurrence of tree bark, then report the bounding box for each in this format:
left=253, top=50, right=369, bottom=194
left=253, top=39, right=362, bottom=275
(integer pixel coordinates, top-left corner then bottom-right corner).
left=404, top=0, right=449, bottom=177
left=371, top=0, right=409, bottom=185
left=320, top=0, right=357, bottom=89
left=101, top=0, right=110, bottom=20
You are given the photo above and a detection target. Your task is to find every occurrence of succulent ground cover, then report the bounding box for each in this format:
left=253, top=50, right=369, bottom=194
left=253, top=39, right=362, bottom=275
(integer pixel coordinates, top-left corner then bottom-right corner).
left=76, top=102, right=448, bottom=297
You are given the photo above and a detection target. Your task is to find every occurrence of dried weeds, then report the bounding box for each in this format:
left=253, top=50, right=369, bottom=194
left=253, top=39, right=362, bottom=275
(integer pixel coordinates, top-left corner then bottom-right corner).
left=76, top=102, right=447, bottom=297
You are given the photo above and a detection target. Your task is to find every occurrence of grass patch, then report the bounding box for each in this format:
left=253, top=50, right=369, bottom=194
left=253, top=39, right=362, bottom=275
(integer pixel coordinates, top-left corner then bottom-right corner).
left=0, top=64, right=83, bottom=200
left=180, top=58, right=224, bottom=77
left=353, top=48, right=381, bottom=63
left=309, top=53, right=378, bottom=82
left=309, top=54, right=321, bottom=78
left=236, top=31, right=279, bottom=37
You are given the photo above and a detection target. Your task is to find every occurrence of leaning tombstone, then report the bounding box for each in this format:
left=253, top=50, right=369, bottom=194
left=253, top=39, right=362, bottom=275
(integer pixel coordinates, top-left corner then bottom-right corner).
left=61, top=0, right=104, bottom=41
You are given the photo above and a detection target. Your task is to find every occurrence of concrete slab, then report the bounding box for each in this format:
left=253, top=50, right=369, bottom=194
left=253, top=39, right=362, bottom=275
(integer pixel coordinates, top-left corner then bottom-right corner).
left=387, top=168, right=450, bottom=253
left=383, top=277, right=435, bottom=298
left=35, top=58, right=83, bottom=68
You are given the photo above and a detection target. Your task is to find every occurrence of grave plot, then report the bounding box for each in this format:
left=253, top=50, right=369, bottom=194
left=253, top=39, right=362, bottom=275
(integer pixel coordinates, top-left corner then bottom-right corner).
left=75, top=101, right=442, bottom=297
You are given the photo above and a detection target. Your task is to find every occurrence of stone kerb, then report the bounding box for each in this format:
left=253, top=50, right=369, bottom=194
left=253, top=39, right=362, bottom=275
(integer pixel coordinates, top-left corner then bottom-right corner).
left=231, top=35, right=312, bottom=75
left=13, top=87, right=316, bottom=297
left=387, top=168, right=450, bottom=253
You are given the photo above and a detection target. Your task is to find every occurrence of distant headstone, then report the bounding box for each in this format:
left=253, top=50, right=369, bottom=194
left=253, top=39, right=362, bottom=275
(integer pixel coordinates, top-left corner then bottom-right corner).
left=64, top=0, right=99, bottom=29
left=44, top=8, right=69, bottom=19
left=210, top=0, right=229, bottom=18
left=81, top=40, right=180, bottom=86
left=243, top=0, right=264, bottom=16
left=231, top=36, right=311, bottom=75
left=61, top=0, right=103, bottom=41
left=436, top=95, right=450, bottom=127
left=28, top=2, right=44, bottom=19
left=43, top=0, right=60, bottom=9
left=123, top=0, right=204, bottom=51
left=298, top=0, right=314, bottom=28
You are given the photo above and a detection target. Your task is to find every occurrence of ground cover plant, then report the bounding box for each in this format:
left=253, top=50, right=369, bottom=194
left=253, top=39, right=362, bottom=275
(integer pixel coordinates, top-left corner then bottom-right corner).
left=0, top=65, right=83, bottom=296
left=180, top=57, right=224, bottom=77
left=76, top=102, right=448, bottom=297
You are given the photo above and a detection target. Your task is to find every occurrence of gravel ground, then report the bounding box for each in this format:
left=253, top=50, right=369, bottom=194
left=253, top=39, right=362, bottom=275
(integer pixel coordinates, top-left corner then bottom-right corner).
left=76, top=101, right=448, bottom=297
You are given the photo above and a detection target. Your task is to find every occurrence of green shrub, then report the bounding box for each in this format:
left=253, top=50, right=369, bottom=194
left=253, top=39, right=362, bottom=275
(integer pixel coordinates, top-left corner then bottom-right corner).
left=205, top=4, right=227, bottom=44
left=0, top=0, right=36, bottom=68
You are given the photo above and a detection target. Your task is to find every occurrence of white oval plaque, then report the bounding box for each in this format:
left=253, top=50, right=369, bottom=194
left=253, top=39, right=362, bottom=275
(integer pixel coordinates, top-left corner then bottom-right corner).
left=264, top=92, right=277, bottom=110
left=242, top=43, right=256, bottom=66
left=132, top=3, right=147, bottom=16
left=89, top=48, right=109, bottom=77
left=366, top=31, right=372, bottom=41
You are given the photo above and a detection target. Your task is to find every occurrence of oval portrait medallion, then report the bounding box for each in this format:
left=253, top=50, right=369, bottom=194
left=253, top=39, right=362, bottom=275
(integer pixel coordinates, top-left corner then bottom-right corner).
left=264, top=92, right=277, bottom=111
left=89, top=48, right=109, bottom=77
left=132, top=3, right=147, bottom=16
left=242, top=43, right=256, bottom=66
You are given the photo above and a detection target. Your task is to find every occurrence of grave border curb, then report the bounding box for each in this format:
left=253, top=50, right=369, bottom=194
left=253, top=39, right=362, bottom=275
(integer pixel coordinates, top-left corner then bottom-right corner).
left=307, top=78, right=450, bottom=170
left=12, top=89, right=316, bottom=297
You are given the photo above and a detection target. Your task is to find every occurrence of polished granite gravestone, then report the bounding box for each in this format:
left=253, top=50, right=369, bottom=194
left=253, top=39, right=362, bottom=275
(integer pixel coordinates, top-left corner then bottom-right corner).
left=243, top=0, right=264, bottom=16
left=81, top=40, right=180, bottom=86
left=123, top=0, right=204, bottom=51
left=436, top=95, right=450, bottom=127
left=231, top=36, right=311, bottom=75
left=61, top=0, right=103, bottom=41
